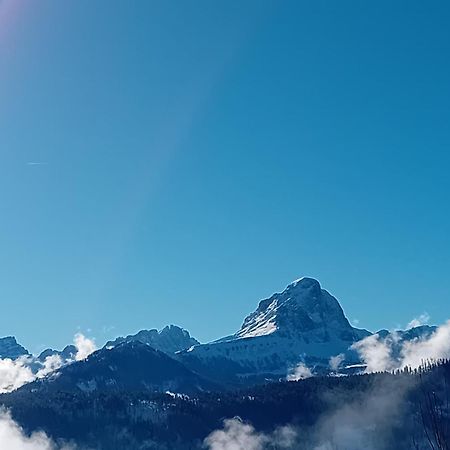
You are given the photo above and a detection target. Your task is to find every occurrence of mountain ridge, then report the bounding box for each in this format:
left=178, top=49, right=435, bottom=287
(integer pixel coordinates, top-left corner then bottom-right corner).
left=0, top=276, right=442, bottom=391
left=0, top=336, right=29, bottom=359
left=176, top=277, right=373, bottom=382
left=105, top=324, right=199, bottom=354
left=20, top=341, right=217, bottom=395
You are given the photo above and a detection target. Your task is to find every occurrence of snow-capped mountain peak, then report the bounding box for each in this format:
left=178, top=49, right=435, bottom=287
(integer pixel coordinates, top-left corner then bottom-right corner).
left=176, top=277, right=372, bottom=385
left=235, top=277, right=366, bottom=342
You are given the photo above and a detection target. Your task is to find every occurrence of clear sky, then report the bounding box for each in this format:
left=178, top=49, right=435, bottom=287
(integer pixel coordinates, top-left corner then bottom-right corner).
left=0, top=0, right=449, bottom=353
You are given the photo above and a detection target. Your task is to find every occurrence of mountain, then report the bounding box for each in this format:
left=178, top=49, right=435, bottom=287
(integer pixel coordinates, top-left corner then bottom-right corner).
left=105, top=325, right=199, bottom=354
left=376, top=325, right=437, bottom=341
left=178, top=277, right=371, bottom=382
left=0, top=336, right=29, bottom=359
left=2, top=362, right=449, bottom=450
left=37, top=345, right=77, bottom=362
left=2, top=277, right=441, bottom=391
left=235, top=277, right=369, bottom=342
left=22, top=341, right=216, bottom=395
left=358, top=325, right=440, bottom=364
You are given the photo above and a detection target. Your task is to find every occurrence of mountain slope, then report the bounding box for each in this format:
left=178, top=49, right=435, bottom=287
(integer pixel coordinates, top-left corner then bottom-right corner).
left=2, top=362, right=449, bottom=450
left=22, top=341, right=216, bottom=395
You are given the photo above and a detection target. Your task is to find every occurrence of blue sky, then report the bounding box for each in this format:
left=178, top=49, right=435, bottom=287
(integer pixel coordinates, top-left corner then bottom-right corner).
left=0, top=1, right=449, bottom=352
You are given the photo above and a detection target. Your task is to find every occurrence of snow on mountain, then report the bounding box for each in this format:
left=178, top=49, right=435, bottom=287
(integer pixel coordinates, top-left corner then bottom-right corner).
left=105, top=325, right=199, bottom=354
left=0, top=337, right=29, bottom=359
left=179, top=278, right=371, bottom=381
left=2, top=278, right=443, bottom=391
left=235, top=277, right=369, bottom=342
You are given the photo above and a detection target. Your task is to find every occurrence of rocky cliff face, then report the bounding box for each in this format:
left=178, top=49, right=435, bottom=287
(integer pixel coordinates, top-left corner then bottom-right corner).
left=235, top=277, right=369, bottom=342
left=105, top=325, right=199, bottom=354
left=0, top=336, right=29, bottom=359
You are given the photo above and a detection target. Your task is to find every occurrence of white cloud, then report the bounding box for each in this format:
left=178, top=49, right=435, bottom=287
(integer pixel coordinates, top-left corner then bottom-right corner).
left=286, top=362, right=313, bottom=381
left=0, top=357, right=35, bottom=394
left=406, top=312, right=430, bottom=330
left=0, top=354, right=66, bottom=394
left=204, top=418, right=266, bottom=450
left=352, top=320, right=450, bottom=373
left=0, top=333, right=97, bottom=394
left=73, top=334, right=96, bottom=361
left=207, top=323, right=450, bottom=450
left=204, top=418, right=296, bottom=450
left=311, top=378, right=411, bottom=450
left=401, top=320, right=450, bottom=368
left=329, top=354, right=345, bottom=372
left=205, top=377, right=416, bottom=450
left=351, top=334, right=396, bottom=373
left=0, top=354, right=65, bottom=394
left=0, top=409, right=73, bottom=449
left=36, top=355, right=64, bottom=379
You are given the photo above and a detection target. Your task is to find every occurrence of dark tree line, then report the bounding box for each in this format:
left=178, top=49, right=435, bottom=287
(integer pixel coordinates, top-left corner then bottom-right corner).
left=0, top=360, right=448, bottom=449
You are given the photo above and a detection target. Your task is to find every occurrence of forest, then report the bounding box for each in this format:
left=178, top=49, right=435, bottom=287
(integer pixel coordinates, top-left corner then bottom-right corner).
left=0, top=360, right=448, bottom=449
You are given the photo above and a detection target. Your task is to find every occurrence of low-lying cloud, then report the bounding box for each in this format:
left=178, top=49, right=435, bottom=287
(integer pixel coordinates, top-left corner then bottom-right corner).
left=286, top=362, right=313, bottom=381
left=0, top=334, right=97, bottom=394
left=0, top=409, right=74, bottom=449
left=204, top=418, right=296, bottom=450
left=73, top=334, right=96, bottom=361
left=352, top=320, right=450, bottom=373
left=206, top=321, right=450, bottom=450
left=406, top=312, right=430, bottom=330
left=35, top=355, right=64, bottom=379
left=0, top=357, right=34, bottom=394
left=311, top=377, right=412, bottom=450
left=204, top=378, right=414, bottom=450
left=328, top=353, right=345, bottom=372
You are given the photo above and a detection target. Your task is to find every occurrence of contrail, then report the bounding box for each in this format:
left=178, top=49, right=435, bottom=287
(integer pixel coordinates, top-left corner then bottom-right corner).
left=26, top=162, right=49, bottom=166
